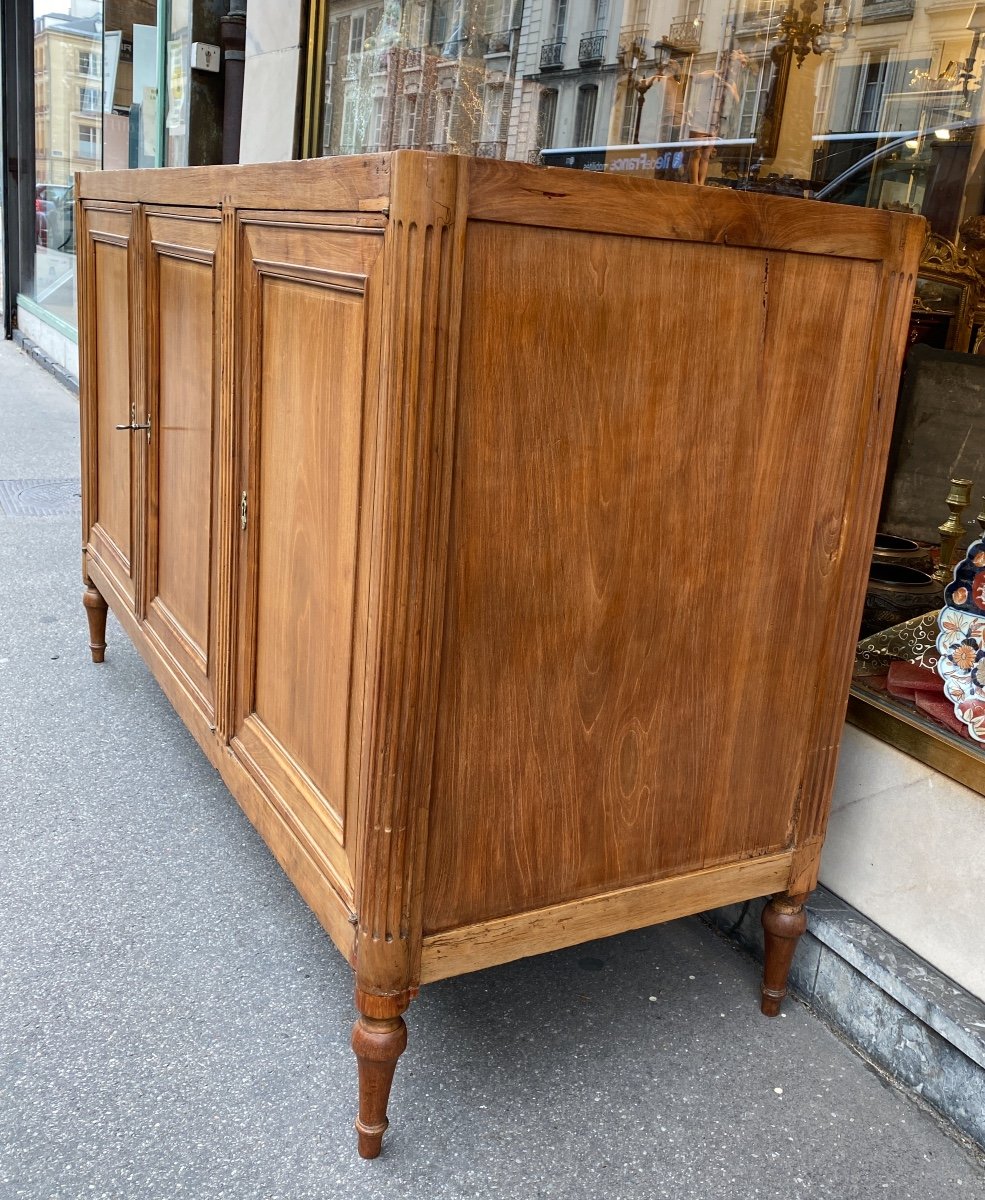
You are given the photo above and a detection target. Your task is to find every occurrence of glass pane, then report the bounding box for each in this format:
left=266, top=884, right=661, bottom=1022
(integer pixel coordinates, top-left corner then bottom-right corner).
left=317, top=0, right=985, bottom=234
left=29, top=2, right=104, bottom=329
left=27, top=1, right=160, bottom=331
left=107, top=2, right=160, bottom=172
left=165, top=0, right=192, bottom=167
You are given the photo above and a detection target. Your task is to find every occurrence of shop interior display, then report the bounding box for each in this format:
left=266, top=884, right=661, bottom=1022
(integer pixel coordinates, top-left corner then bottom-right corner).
left=855, top=479, right=980, bottom=724
left=881, top=347, right=985, bottom=544
left=77, top=152, right=923, bottom=1156
left=851, top=224, right=985, bottom=776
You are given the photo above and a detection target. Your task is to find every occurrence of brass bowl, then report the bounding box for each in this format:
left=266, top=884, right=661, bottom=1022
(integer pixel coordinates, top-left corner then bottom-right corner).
left=871, top=533, right=934, bottom=574
left=860, top=562, right=943, bottom=639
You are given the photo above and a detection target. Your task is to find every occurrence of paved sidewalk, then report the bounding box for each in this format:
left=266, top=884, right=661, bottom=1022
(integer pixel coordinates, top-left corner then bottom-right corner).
left=1, top=338, right=983, bottom=1200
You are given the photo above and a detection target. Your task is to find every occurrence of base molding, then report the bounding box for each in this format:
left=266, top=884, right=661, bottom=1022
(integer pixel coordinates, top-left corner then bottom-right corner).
left=706, top=885, right=985, bottom=1152
left=421, top=851, right=793, bottom=983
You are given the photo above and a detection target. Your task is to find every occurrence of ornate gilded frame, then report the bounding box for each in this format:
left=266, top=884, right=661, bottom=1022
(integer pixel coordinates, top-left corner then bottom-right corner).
left=754, top=51, right=792, bottom=160
left=911, top=232, right=979, bottom=352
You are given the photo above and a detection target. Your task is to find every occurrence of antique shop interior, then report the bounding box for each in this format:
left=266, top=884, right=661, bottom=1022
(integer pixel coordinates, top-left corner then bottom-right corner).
left=2, top=0, right=984, bottom=1146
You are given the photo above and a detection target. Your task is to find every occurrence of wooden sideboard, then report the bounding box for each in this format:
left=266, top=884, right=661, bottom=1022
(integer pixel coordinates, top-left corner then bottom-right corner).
left=77, top=152, right=923, bottom=1157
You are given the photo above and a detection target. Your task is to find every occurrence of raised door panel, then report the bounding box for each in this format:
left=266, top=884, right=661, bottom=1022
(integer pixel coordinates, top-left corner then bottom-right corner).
left=80, top=204, right=139, bottom=610
left=142, top=210, right=222, bottom=721
left=232, top=215, right=385, bottom=900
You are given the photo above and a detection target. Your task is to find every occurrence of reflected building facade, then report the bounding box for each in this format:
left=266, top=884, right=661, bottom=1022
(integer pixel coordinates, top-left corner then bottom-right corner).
left=321, top=0, right=525, bottom=156
left=34, top=12, right=103, bottom=190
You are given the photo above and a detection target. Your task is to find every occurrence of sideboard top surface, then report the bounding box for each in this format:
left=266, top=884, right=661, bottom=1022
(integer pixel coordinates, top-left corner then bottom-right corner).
left=77, top=152, right=922, bottom=265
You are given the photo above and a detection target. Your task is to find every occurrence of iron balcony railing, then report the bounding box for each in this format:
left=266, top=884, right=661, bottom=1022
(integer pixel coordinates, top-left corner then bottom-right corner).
left=486, top=28, right=514, bottom=54
left=473, top=139, right=507, bottom=158
left=667, top=16, right=703, bottom=50
left=342, top=51, right=364, bottom=80
left=860, top=0, right=914, bottom=19
left=540, top=39, right=565, bottom=69
left=440, top=36, right=466, bottom=59
left=578, top=30, right=606, bottom=63
left=617, top=25, right=649, bottom=63
left=739, top=4, right=779, bottom=27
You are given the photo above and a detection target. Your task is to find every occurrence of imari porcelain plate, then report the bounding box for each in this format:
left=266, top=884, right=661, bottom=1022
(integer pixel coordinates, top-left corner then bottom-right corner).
left=936, top=537, right=985, bottom=742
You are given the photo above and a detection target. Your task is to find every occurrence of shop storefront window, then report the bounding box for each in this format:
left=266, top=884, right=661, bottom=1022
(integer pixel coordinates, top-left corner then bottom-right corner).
left=314, top=0, right=985, bottom=226
left=310, top=0, right=985, bottom=789
left=28, top=3, right=103, bottom=329
left=25, top=1, right=160, bottom=332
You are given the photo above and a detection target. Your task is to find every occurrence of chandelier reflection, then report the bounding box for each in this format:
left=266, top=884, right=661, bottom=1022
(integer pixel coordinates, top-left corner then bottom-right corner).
left=770, top=0, right=849, bottom=67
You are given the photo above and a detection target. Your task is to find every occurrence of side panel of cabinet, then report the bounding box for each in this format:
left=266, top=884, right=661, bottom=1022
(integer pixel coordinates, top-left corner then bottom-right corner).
left=425, top=221, right=882, bottom=932
left=79, top=203, right=140, bottom=611
left=142, top=208, right=223, bottom=723
left=232, top=214, right=386, bottom=901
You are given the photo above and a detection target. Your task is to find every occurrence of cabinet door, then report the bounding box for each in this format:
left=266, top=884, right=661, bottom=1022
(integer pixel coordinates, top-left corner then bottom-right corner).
left=141, top=209, right=223, bottom=724
left=79, top=203, right=140, bottom=610
left=231, top=214, right=385, bottom=897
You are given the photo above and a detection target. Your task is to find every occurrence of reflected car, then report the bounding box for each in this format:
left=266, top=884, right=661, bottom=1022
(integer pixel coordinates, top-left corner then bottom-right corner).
left=540, top=120, right=981, bottom=231
left=812, top=121, right=981, bottom=233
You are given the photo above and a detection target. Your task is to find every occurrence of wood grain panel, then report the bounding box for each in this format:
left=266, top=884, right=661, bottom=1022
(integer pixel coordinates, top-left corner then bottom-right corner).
left=142, top=210, right=221, bottom=719
left=153, top=257, right=213, bottom=656
left=94, top=241, right=132, bottom=564
left=79, top=154, right=393, bottom=211
left=251, top=277, right=363, bottom=812
left=465, top=156, right=908, bottom=263
left=424, top=220, right=879, bottom=933
left=710, top=248, right=880, bottom=863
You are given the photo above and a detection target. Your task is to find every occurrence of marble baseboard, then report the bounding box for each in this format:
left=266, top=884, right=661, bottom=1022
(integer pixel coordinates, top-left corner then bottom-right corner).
left=12, top=329, right=78, bottom=395
left=705, top=885, right=985, bottom=1151
left=822, top=725, right=985, bottom=1000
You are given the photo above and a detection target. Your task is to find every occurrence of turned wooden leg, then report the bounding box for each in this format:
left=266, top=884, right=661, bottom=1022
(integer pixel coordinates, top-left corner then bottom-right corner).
left=761, top=892, right=808, bottom=1017
left=83, top=582, right=108, bottom=663
left=352, top=1004, right=408, bottom=1159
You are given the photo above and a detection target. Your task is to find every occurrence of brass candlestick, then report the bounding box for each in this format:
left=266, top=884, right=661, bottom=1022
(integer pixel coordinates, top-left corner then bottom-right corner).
left=934, top=477, right=973, bottom=583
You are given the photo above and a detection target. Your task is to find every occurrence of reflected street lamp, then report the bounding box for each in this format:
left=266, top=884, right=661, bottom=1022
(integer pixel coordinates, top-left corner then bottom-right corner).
left=629, top=39, right=673, bottom=144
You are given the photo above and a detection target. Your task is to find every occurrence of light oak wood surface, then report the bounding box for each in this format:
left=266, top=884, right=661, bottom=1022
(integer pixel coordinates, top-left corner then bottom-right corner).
left=420, top=852, right=793, bottom=983
left=77, top=152, right=924, bottom=1156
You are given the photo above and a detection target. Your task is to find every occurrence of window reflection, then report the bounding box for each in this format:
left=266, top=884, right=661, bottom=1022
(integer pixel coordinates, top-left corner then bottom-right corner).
left=31, top=3, right=102, bottom=327
left=28, top=1, right=160, bottom=330
left=318, top=0, right=985, bottom=236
